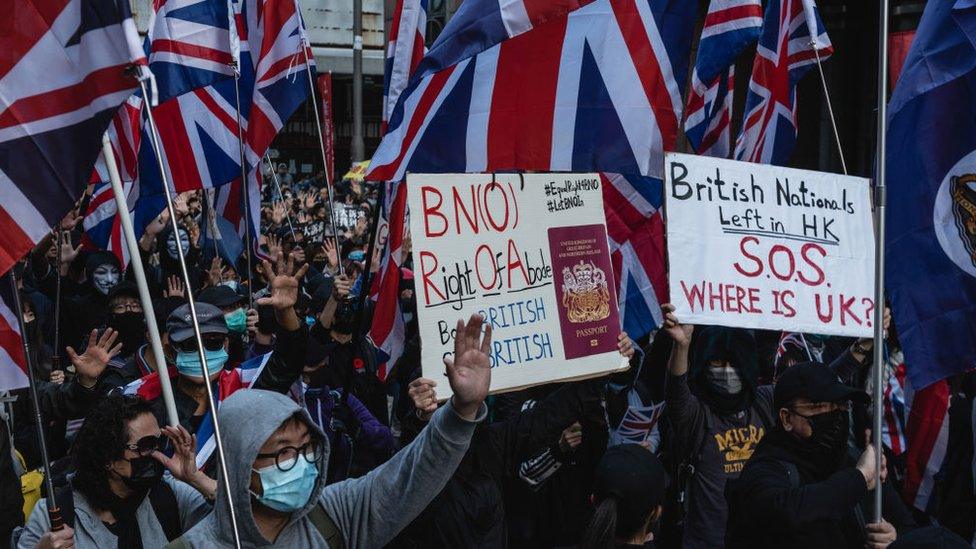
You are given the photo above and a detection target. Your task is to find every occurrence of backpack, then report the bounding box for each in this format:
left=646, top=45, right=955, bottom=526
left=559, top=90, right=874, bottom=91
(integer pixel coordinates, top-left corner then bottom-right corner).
left=53, top=480, right=182, bottom=542
left=164, top=503, right=345, bottom=549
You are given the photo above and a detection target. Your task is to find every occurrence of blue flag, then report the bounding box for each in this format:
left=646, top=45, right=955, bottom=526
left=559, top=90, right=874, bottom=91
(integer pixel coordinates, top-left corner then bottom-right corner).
left=886, top=0, right=976, bottom=389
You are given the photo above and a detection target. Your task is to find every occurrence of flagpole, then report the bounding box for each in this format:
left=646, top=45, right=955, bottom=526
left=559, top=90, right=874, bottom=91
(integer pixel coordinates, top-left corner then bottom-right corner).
left=138, top=78, right=244, bottom=549
left=100, top=134, right=179, bottom=427
left=232, top=69, right=255, bottom=313
left=265, top=155, right=297, bottom=239
left=872, top=0, right=890, bottom=525
left=812, top=48, right=848, bottom=175
left=297, top=36, right=343, bottom=276
left=52, top=229, right=63, bottom=372
left=8, top=270, right=62, bottom=531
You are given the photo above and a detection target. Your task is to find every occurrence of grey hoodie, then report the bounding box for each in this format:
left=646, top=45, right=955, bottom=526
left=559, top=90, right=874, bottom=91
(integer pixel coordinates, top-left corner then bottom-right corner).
left=178, top=388, right=484, bottom=548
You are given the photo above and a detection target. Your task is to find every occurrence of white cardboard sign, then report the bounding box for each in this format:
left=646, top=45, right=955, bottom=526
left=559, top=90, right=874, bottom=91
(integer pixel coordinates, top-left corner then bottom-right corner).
left=407, top=173, right=629, bottom=400
left=665, top=153, right=876, bottom=337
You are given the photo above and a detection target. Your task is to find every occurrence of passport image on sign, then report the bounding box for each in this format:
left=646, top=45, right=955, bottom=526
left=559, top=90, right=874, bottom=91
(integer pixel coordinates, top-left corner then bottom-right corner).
left=548, top=224, right=621, bottom=359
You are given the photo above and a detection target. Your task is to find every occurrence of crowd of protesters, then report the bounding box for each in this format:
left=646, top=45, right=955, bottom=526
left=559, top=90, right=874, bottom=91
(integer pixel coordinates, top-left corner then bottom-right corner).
left=0, top=166, right=973, bottom=549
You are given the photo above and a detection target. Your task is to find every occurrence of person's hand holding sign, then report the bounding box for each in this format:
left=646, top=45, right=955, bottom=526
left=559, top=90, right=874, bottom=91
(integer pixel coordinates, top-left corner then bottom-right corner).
left=445, top=314, right=493, bottom=421
left=662, top=304, right=694, bottom=377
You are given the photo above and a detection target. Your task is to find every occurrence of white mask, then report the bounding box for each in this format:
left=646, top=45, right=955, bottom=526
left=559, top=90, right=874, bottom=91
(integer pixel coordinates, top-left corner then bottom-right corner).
left=92, top=265, right=120, bottom=295
left=166, top=229, right=191, bottom=260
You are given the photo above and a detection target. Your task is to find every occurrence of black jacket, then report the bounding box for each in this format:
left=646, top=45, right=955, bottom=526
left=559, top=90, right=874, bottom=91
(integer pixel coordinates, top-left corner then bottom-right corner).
left=392, top=379, right=606, bottom=548
left=725, top=428, right=914, bottom=548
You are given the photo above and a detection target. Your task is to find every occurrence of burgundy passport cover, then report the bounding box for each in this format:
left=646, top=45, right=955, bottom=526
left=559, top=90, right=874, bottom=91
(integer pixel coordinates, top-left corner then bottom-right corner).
left=548, top=224, right=621, bottom=359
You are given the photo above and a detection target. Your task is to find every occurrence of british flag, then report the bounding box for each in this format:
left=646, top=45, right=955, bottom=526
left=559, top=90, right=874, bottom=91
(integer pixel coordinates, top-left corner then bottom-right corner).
left=0, top=272, right=28, bottom=391
left=734, top=0, right=832, bottom=165
left=684, top=0, right=762, bottom=158
left=0, top=0, right=147, bottom=277
left=146, top=0, right=236, bottom=103
left=882, top=349, right=908, bottom=456
left=137, top=0, right=310, bottom=242
left=370, top=182, right=408, bottom=381
left=902, top=376, right=950, bottom=511
left=602, top=173, right=667, bottom=339
left=366, top=0, right=696, bottom=183
left=383, top=0, right=428, bottom=131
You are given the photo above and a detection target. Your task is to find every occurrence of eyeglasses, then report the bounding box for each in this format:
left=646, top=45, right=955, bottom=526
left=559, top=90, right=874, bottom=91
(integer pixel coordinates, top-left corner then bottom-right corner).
left=255, top=442, right=323, bottom=472
left=125, top=434, right=170, bottom=456
left=111, top=302, right=143, bottom=314
left=173, top=335, right=226, bottom=353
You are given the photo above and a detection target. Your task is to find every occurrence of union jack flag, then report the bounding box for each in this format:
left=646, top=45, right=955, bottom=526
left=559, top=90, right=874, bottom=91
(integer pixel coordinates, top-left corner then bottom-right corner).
left=684, top=0, right=762, bottom=158
left=902, top=376, right=950, bottom=511
left=370, top=182, right=408, bottom=381
left=383, top=0, right=428, bottom=131
left=882, top=349, right=908, bottom=455
left=366, top=0, right=696, bottom=182
left=146, top=0, right=236, bottom=103
left=734, top=0, right=832, bottom=165
left=0, top=272, right=28, bottom=392
left=137, top=0, right=310, bottom=243
left=0, top=0, right=147, bottom=277
left=602, top=173, right=667, bottom=339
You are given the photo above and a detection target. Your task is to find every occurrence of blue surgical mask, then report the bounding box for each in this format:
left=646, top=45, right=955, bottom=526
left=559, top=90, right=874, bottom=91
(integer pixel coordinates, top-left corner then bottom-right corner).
left=224, top=308, right=247, bottom=335
left=250, top=457, right=319, bottom=512
left=305, top=315, right=316, bottom=327
left=348, top=250, right=365, bottom=262
left=175, top=348, right=229, bottom=377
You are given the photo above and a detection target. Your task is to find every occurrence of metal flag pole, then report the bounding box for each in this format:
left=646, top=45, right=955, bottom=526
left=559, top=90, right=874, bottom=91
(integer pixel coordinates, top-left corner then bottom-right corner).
left=52, top=229, right=63, bottom=372
left=138, top=78, right=244, bottom=549
left=265, top=155, right=297, bottom=240
left=8, top=270, right=63, bottom=530
left=872, top=0, right=890, bottom=524
left=812, top=48, right=848, bottom=175
left=232, top=68, right=255, bottom=313
left=296, top=30, right=343, bottom=275
left=101, top=134, right=179, bottom=427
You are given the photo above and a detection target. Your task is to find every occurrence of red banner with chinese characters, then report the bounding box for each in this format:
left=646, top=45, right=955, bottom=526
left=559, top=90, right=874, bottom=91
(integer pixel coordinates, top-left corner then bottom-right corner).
left=316, top=73, right=335, bottom=185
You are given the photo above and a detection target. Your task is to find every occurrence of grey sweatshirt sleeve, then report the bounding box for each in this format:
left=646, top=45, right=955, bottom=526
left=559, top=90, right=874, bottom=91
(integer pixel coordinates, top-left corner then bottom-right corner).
left=319, top=399, right=485, bottom=548
left=165, top=477, right=212, bottom=531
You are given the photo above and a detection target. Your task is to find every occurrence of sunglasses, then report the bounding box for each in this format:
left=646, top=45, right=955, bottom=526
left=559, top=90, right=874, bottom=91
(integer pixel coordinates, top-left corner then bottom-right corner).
left=173, top=334, right=226, bottom=353
left=125, top=434, right=170, bottom=456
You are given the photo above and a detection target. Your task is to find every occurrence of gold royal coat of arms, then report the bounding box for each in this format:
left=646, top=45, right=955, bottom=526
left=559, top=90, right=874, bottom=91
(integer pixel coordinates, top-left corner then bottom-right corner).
left=561, top=260, right=611, bottom=323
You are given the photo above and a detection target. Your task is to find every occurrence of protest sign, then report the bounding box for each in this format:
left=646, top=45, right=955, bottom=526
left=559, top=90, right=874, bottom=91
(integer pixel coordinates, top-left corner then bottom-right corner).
left=665, top=153, right=875, bottom=337
left=407, top=173, right=629, bottom=399
left=333, top=203, right=364, bottom=229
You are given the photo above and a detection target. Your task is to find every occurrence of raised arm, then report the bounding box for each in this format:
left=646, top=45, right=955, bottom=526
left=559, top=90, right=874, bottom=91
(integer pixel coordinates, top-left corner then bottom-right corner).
left=319, top=314, right=492, bottom=548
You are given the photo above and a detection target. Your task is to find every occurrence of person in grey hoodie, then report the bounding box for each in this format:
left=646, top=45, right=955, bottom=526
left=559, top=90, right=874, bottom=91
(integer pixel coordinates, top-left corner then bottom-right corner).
left=172, top=313, right=494, bottom=548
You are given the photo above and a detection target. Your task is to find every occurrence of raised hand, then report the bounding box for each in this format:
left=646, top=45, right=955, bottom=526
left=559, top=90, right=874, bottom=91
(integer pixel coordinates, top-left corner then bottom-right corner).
left=322, top=239, right=339, bottom=269
left=206, top=257, right=227, bottom=287
left=154, top=425, right=216, bottom=500
left=444, top=314, right=492, bottom=420
left=661, top=303, right=694, bottom=348
left=146, top=208, right=170, bottom=237
left=164, top=275, right=185, bottom=299
left=58, top=231, right=81, bottom=269
left=408, top=377, right=438, bottom=421
left=67, top=329, right=122, bottom=388
left=173, top=193, right=190, bottom=219
left=271, top=202, right=286, bottom=225
left=256, top=251, right=309, bottom=312
left=265, top=234, right=281, bottom=260
left=59, top=209, right=82, bottom=232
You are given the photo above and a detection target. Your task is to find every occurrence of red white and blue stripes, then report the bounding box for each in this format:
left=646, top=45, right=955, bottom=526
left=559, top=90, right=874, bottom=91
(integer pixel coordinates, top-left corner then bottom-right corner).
left=383, top=0, right=428, bottom=131
left=0, top=272, right=28, bottom=391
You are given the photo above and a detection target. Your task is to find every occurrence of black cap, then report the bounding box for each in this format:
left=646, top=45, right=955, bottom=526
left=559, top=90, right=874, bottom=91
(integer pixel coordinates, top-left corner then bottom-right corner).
left=773, top=362, right=870, bottom=410
left=106, top=281, right=140, bottom=303
left=593, top=444, right=666, bottom=510
left=198, top=285, right=244, bottom=309
left=166, top=303, right=228, bottom=343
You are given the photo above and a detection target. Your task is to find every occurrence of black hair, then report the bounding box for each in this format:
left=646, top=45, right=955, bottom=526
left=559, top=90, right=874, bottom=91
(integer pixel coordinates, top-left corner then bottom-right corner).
left=71, top=395, right=155, bottom=511
left=579, top=494, right=652, bottom=549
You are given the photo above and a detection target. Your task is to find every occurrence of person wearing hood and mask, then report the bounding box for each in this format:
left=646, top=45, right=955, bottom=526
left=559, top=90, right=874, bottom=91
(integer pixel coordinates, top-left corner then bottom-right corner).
left=725, top=362, right=899, bottom=549
left=61, top=251, right=122, bottom=354
left=172, top=313, right=493, bottom=548
left=20, top=395, right=214, bottom=549
left=658, top=304, right=775, bottom=549
left=104, top=282, right=148, bottom=363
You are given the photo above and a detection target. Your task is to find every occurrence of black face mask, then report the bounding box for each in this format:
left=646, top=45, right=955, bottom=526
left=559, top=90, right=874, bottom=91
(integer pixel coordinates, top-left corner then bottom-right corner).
left=120, top=455, right=164, bottom=493
left=800, top=408, right=849, bottom=471
left=108, top=312, right=146, bottom=355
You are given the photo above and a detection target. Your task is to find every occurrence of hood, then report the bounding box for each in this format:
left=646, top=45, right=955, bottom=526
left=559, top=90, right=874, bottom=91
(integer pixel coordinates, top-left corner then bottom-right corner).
left=689, top=326, right=759, bottom=414
left=213, top=389, right=330, bottom=545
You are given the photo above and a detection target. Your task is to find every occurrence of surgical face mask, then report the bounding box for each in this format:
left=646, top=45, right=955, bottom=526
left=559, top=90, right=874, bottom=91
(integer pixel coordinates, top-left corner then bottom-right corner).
left=220, top=280, right=239, bottom=292
left=705, top=364, right=743, bottom=395
left=166, top=229, right=191, bottom=260
left=224, top=308, right=247, bottom=335
left=250, top=457, right=319, bottom=513
left=92, top=265, right=120, bottom=295
left=175, top=347, right=229, bottom=377
left=348, top=250, right=365, bottom=262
